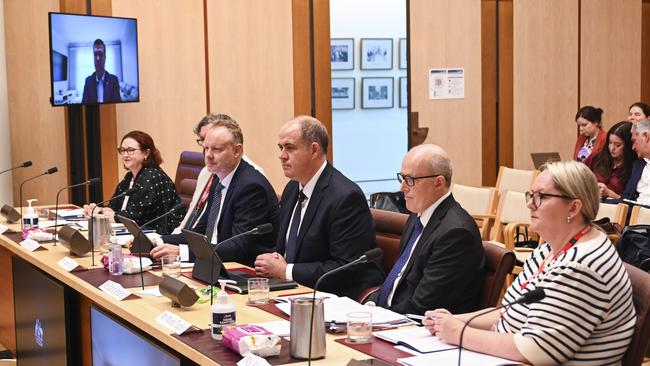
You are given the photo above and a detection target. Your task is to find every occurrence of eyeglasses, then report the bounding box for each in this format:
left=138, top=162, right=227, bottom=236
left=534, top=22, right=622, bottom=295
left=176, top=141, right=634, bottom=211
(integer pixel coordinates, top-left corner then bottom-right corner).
left=196, top=138, right=203, bottom=147
left=525, top=191, right=575, bottom=208
left=396, top=173, right=442, bottom=187
left=117, top=147, right=141, bottom=155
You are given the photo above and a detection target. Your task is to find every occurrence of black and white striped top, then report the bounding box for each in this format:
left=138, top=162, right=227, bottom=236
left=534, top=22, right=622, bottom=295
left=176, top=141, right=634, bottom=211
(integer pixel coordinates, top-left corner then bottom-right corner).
left=496, top=231, right=636, bottom=365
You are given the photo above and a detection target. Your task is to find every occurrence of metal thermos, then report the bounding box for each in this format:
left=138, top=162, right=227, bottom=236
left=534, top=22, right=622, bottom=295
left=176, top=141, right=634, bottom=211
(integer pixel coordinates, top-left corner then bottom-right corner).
left=90, top=214, right=111, bottom=253
left=290, top=297, right=326, bottom=360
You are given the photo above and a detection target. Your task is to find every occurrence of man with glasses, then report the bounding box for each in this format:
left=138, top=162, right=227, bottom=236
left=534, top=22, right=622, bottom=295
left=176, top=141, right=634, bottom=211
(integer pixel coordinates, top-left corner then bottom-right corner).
left=254, top=116, right=383, bottom=298
left=149, top=117, right=279, bottom=267
left=367, top=144, right=485, bottom=315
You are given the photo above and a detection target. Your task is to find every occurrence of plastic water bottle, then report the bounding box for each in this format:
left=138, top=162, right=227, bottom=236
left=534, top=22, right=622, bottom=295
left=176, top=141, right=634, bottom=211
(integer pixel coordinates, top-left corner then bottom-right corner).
left=108, top=237, right=123, bottom=275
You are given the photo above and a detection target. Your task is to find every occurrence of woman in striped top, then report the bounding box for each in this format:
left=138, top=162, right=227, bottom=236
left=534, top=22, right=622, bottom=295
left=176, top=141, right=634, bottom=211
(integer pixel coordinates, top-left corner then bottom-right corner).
left=423, top=160, right=636, bottom=365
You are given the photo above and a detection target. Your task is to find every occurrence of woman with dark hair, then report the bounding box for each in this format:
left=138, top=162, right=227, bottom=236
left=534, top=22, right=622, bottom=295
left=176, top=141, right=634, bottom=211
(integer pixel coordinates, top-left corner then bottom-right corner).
left=628, top=102, right=650, bottom=123
left=83, top=130, right=184, bottom=234
left=573, top=106, right=606, bottom=162
left=585, top=121, right=634, bottom=199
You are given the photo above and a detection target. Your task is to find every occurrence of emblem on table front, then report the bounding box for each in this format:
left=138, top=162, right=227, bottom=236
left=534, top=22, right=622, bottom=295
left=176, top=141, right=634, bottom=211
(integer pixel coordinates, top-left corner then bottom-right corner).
left=34, top=318, right=44, bottom=347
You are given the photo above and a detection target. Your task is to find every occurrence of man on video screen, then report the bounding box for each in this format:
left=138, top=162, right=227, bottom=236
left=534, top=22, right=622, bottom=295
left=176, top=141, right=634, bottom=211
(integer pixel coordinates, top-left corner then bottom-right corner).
left=82, top=39, right=121, bottom=104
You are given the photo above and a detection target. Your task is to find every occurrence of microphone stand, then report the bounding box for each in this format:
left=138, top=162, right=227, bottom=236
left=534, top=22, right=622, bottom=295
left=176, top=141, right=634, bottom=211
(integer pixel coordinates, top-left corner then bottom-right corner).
left=0, top=160, right=31, bottom=175
left=53, top=178, right=100, bottom=245
left=19, top=167, right=57, bottom=230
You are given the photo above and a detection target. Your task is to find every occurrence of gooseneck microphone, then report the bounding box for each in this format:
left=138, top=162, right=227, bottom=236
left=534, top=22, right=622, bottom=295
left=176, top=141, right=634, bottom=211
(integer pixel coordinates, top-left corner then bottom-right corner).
left=135, top=202, right=187, bottom=290
left=88, top=187, right=137, bottom=266
left=19, top=167, right=58, bottom=230
left=456, top=287, right=546, bottom=366
left=208, top=223, right=273, bottom=305
left=0, top=160, right=32, bottom=175
left=307, top=248, right=383, bottom=365
left=53, top=178, right=101, bottom=243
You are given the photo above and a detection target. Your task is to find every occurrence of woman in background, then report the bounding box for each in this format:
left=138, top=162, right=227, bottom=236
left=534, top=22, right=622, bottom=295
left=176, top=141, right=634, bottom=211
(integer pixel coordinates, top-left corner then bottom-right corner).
left=628, top=102, right=650, bottom=123
left=573, top=106, right=606, bottom=163
left=585, top=121, right=634, bottom=199
left=423, top=161, right=635, bottom=365
left=83, top=130, right=184, bottom=234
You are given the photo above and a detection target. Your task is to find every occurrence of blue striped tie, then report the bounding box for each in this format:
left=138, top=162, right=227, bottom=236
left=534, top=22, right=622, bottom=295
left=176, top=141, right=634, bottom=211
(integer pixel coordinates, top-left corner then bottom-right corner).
left=204, top=182, right=224, bottom=243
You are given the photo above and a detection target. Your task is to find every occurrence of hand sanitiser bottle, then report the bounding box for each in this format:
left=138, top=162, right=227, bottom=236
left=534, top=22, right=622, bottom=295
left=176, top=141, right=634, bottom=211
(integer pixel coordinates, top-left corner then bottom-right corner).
left=211, top=279, right=237, bottom=341
left=23, top=199, right=39, bottom=229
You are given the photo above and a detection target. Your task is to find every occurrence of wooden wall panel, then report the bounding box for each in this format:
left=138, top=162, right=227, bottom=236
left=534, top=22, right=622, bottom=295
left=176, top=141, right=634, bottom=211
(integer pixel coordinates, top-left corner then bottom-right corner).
left=513, top=0, right=579, bottom=169
left=410, top=0, right=483, bottom=186
left=642, top=0, right=650, bottom=103
left=580, top=0, right=641, bottom=126
left=5, top=0, right=68, bottom=206
left=481, top=0, right=497, bottom=186
left=111, top=0, right=206, bottom=183
left=208, top=0, right=295, bottom=192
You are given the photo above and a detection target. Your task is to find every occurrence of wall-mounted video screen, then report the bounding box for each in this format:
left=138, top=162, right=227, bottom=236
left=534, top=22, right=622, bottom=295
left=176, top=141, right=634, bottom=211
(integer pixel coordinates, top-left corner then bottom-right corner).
left=13, top=257, right=70, bottom=366
left=90, top=305, right=181, bottom=365
left=48, top=12, right=139, bottom=106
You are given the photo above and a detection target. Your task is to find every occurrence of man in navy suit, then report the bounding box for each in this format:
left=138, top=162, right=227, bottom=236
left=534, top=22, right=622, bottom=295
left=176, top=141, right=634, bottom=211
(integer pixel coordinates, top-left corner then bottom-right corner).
left=81, top=39, right=122, bottom=104
left=623, top=119, right=650, bottom=204
left=254, top=116, right=383, bottom=298
left=150, top=120, right=279, bottom=267
left=367, top=144, right=485, bottom=315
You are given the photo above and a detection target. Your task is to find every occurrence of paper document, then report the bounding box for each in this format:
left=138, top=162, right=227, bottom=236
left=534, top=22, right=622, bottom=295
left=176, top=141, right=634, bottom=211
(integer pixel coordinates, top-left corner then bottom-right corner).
left=374, top=326, right=454, bottom=354
left=53, top=208, right=85, bottom=218
left=275, top=296, right=408, bottom=324
left=250, top=320, right=291, bottom=337
left=397, top=348, right=518, bottom=366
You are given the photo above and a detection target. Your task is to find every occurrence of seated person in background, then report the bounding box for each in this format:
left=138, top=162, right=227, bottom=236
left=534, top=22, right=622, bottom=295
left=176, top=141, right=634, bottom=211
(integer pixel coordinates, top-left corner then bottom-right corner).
left=585, top=121, right=634, bottom=199
left=366, top=144, right=484, bottom=315
left=81, top=39, right=121, bottom=104
left=83, top=131, right=183, bottom=234
left=573, top=106, right=606, bottom=163
left=424, top=160, right=636, bottom=365
left=254, top=116, right=383, bottom=299
left=628, top=101, right=650, bottom=123
left=149, top=119, right=278, bottom=266
left=623, top=119, right=650, bottom=204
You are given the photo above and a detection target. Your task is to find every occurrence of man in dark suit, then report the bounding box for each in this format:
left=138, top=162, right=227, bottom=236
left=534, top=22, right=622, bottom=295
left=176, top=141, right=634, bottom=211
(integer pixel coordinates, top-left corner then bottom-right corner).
left=368, top=144, right=485, bottom=315
left=254, top=116, right=383, bottom=298
left=81, top=39, right=122, bottom=104
left=622, top=119, right=650, bottom=204
left=149, top=119, right=278, bottom=267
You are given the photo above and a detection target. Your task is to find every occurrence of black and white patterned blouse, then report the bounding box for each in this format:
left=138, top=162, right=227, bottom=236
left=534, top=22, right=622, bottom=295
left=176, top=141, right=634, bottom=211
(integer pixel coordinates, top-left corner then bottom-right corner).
left=109, top=166, right=185, bottom=235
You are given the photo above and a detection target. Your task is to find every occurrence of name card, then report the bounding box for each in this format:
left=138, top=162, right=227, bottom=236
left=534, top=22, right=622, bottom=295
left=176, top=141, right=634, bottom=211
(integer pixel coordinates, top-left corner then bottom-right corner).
left=99, top=280, right=132, bottom=301
left=155, top=311, right=193, bottom=335
left=237, top=354, right=272, bottom=366
left=0, top=224, right=8, bottom=234
left=57, top=257, right=80, bottom=272
left=20, top=239, right=41, bottom=252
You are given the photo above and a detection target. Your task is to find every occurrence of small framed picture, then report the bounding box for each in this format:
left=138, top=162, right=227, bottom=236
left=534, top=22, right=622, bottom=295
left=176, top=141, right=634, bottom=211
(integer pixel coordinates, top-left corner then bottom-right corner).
left=332, top=78, right=355, bottom=110
left=331, top=38, right=354, bottom=70
left=399, top=38, right=407, bottom=69
left=362, top=77, right=394, bottom=109
left=399, top=77, right=408, bottom=108
left=360, top=38, right=393, bottom=70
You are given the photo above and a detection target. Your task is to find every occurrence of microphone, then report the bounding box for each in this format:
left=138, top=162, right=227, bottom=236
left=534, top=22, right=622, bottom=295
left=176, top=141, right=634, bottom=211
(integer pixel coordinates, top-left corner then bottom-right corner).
left=19, top=167, right=58, bottom=230
left=53, top=178, right=101, bottom=243
left=88, top=187, right=137, bottom=266
left=456, top=287, right=546, bottom=366
left=0, top=160, right=32, bottom=175
left=135, top=202, right=187, bottom=290
left=208, top=223, right=274, bottom=305
left=307, top=248, right=383, bottom=364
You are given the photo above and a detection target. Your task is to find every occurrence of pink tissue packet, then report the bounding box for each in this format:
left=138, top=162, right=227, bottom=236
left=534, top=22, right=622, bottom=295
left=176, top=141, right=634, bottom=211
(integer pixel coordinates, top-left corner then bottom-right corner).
left=222, top=325, right=281, bottom=357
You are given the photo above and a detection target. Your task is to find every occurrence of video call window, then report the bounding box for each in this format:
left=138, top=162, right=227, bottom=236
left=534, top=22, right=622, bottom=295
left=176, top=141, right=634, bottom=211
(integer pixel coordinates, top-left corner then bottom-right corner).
left=49, top=12, right=140, bottom=106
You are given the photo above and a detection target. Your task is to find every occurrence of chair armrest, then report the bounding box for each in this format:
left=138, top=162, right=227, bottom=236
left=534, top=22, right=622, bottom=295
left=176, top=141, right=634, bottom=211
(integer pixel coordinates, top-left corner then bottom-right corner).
left=503, top=222, right=531, bottom=251
left=472, top=213, right=496, bottom=220
left=356, top=286, right=380, bottom=304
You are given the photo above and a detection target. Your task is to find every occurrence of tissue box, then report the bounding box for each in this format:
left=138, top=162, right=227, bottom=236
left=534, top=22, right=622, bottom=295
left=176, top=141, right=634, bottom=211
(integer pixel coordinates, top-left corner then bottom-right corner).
left=222, top=325, right=281, bottom=357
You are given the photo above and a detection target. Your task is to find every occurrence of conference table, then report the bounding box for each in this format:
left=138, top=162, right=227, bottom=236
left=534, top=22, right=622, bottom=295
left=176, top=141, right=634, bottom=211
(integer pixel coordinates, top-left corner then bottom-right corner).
left=0, top=217, right=407, bottom=365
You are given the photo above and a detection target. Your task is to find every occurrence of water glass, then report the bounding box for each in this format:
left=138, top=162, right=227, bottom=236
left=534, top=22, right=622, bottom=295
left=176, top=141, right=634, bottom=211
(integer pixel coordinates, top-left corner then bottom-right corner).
left=247, top=277, right=270, bottom=304
left=346, top=311, right=372, bottom=344
left=161, top=255, right=181, bottom=278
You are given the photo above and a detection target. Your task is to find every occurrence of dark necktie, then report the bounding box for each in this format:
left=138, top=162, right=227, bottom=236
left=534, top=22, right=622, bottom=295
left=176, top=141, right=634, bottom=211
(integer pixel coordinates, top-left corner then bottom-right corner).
left=285, top=190, right=307, bottom=262
left=204, top=181, right=225, bottom=244
left=378, top=217, right=424, bottom=306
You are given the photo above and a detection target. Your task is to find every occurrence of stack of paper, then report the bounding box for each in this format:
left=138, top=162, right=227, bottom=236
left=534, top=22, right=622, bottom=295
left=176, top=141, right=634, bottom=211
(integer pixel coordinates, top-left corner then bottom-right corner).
left=373, top=327, right=455, bottom=353
left=397, top=349, right=518, bottom=366
left=275, top=296, right=408, bottom=325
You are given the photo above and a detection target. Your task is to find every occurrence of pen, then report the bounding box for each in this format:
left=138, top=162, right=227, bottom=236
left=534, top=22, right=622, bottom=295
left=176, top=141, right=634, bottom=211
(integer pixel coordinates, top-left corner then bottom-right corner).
left=405, top=313, right=427, bottom=320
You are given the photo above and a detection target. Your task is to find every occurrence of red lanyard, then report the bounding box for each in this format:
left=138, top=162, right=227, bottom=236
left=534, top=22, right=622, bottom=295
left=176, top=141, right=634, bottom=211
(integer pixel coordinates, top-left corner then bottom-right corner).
left=195, top=175, right=214, bottom=211
left=520, top=224, right=591, bottom=291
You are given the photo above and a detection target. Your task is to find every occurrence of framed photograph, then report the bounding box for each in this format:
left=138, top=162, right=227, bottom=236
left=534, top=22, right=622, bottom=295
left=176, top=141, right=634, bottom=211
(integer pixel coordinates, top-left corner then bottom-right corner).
left=331, top=78, right=355, bottom=110
left=399, top=77, right=408, bottom=108
left=360, top=38, right=393, bottom=70
left=330, top=38, right=354, bottom=70
left=362, top=77, right=394, bottom=109
left=399, top=38, right=407, bottom=69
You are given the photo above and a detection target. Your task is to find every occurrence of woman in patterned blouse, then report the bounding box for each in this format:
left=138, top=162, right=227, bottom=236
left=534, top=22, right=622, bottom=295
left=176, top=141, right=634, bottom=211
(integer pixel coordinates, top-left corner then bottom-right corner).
left=83, top=130, right=184, bottom=234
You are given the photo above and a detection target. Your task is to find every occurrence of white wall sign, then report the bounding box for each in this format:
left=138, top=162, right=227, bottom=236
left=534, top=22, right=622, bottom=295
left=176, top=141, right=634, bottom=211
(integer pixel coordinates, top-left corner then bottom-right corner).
left=429, top=68, right=465, bottom=100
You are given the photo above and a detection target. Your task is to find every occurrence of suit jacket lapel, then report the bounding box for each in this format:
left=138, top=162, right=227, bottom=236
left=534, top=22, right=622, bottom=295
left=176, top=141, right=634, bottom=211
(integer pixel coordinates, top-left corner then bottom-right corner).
left=293, top=164, right=332, bottom=258
left=277, top=182, right=299, bottom=252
